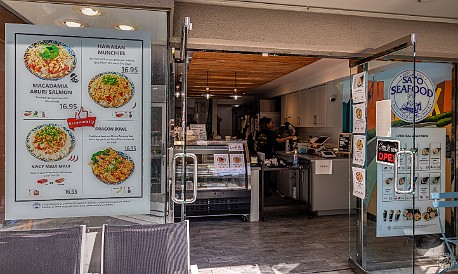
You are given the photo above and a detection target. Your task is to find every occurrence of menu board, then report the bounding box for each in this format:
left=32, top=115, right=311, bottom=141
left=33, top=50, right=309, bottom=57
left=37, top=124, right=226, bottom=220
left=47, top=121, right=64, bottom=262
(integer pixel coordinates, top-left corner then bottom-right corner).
left=376, top=128, right=446, bottom=237
left=5, top=24, right=151, bottom=219
left=338, top=133, right=351, bottom=154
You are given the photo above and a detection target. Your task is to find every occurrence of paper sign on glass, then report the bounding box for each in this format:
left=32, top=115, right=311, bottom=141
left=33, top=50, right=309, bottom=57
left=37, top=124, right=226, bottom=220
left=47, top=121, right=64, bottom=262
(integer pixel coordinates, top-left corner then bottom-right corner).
left=376, top=100, right=392, bottom=137
left=352, top=72, right=367, bottom=103
left=214, top=154, right=229, bottom=170
left=352, top=135, right=366, bottom=166
left=230, top=154, right=245, bottom=169
left=352, top=167, right=366, bottom=199
left=352, top=103, right=366, bottom=134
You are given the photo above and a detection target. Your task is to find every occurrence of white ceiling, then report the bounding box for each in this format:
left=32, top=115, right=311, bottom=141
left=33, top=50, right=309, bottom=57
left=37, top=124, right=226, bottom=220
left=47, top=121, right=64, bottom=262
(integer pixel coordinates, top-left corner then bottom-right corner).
left=1, top=0, right=168, bottom=44
left=2, top=0, right=452, bottom=99
left=178, top=0, right=458, bottom=23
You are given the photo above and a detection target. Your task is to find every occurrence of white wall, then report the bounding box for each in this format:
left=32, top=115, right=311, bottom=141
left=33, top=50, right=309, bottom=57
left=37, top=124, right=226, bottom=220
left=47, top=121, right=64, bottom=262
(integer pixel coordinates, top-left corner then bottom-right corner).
left=296, top=83, right=343, bottom=148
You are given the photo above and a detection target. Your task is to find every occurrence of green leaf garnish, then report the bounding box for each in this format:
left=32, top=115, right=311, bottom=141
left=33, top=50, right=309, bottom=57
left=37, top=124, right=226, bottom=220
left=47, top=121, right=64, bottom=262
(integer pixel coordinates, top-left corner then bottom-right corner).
left=39, top=44, right=59, bottom=60
left=91, top=149, right=110, bottom=164
left=102, top=75, right=119, bottom=86
left=38, top=125, right=63, bottom=143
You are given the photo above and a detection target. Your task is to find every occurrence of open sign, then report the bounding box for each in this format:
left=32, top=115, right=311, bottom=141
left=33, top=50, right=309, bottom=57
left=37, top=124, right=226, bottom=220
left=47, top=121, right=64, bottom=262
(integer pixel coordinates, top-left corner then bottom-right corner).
left=376, top=139, right=400, bottom=165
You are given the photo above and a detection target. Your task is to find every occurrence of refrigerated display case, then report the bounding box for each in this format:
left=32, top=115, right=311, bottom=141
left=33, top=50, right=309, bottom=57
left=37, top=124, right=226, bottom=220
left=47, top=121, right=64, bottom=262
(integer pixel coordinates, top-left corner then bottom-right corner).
left=172, top=142, right=251, bottom=220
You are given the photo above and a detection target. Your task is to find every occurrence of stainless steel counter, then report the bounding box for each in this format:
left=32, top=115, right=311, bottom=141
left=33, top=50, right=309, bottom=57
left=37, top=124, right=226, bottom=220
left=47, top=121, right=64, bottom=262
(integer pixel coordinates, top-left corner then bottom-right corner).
left=275, top=151, right=354, bottom=216
left=276, top=151, right=350, bottom=162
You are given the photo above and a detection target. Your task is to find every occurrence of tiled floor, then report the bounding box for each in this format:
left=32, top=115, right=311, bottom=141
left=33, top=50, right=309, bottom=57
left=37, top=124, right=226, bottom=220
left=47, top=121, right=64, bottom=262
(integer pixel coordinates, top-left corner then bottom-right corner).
left=189, top=214, right=357, bottom=274
left=1, top=213, right=445, bottom=273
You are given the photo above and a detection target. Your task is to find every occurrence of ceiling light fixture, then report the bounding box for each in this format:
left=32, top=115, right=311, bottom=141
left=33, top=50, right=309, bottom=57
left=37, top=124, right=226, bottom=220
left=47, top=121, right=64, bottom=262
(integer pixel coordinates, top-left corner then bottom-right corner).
left=80, top=7, right=100, bottom=16
left=63, top=20, right=85, bottom=28
left=116, top=24, right=135, bottom=31
left=204, top=71, right=212, bottom=99
left=230, top=72, right=241, bottom=100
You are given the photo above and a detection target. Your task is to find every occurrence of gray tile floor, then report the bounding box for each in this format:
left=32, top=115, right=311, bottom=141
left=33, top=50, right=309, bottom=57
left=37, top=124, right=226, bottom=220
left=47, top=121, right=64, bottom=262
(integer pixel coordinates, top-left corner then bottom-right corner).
left=189, top=214, right=357, bottom=274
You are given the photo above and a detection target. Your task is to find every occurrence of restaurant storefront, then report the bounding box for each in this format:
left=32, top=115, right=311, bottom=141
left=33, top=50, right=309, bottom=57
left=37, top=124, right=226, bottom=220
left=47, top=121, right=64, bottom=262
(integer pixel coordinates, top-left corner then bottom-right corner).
left=1, top=1, right=458, bottom=273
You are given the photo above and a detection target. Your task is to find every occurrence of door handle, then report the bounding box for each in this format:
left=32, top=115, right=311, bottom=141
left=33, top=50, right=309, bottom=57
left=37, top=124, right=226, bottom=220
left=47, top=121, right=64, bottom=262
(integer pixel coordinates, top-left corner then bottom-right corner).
left=394, top=150, right=415, bottom=194
left=171, top=153, right=198, bottom=204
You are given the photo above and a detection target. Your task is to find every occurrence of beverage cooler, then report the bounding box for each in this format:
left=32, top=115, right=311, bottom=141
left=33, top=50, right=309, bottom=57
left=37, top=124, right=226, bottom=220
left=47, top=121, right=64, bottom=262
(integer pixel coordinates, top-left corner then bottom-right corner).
left=171, top=142, right=251, bottom=220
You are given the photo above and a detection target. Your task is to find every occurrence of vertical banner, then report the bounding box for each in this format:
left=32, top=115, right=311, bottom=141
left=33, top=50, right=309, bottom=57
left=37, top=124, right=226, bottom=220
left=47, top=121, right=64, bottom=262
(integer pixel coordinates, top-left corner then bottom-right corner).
left=352, top=167, right=366, bottom=199
left=352, top=103, right=366, bottom=133
left=352, top=135, right=366, bottom=166
left=351, top=71, right=368, bottom=199
left=5, top=24, right=151, bottom=219
left=351, top=72, right=367, bottom=103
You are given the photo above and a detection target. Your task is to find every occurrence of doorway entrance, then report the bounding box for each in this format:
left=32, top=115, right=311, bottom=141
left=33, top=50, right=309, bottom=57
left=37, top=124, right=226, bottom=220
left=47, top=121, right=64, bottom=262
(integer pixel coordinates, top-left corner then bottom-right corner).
left=348, top=35, right=455, bottom=273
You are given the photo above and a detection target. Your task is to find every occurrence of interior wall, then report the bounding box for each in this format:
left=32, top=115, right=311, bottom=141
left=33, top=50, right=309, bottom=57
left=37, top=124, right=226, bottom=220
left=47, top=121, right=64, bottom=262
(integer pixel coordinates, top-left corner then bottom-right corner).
left=173, top=2, right=458, bottom=60
left=218, top=106, right=233, bottom=137
left=0, top=5, right=25, bottom=221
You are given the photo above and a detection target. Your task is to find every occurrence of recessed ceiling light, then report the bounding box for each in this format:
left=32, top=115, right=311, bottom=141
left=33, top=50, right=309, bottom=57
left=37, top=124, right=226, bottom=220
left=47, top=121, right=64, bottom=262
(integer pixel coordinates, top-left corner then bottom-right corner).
left=116, top=24, right=135, bottom=31
left=63, top=21, right=85, bottom=28
left=81, top=7, right=100, bottom=16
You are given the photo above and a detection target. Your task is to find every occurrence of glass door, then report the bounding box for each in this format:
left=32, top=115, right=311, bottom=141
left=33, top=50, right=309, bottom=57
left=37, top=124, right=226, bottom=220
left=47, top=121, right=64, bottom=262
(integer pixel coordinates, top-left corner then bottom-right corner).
left=349, top=35, right=454, bottom=273
left=169, top=17, right=198, bottom=222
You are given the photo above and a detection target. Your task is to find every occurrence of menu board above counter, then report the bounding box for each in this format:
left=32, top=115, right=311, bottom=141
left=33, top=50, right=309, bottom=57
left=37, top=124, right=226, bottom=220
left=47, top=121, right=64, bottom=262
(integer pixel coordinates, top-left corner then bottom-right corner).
left=5, top=24, right=151, bottom=219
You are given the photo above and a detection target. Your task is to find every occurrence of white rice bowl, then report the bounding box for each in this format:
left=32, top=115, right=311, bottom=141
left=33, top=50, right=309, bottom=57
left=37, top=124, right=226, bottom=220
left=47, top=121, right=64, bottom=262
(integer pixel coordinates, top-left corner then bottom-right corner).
left=26, top=124, right=75, bottom=162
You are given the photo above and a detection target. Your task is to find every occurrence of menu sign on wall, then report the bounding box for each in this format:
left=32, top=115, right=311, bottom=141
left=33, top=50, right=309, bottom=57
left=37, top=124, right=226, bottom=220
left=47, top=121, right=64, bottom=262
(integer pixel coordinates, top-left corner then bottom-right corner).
left=5, top=24, right=151, bottom=219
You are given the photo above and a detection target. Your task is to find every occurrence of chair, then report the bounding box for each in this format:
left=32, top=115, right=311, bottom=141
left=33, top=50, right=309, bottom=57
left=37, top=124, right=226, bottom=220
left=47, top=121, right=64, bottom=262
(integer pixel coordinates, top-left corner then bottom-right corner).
left=102, top=221, right=190, bottom=274
left=0, top=225, right=85, bottom=274
left=432, top=192, right=458, bottom=273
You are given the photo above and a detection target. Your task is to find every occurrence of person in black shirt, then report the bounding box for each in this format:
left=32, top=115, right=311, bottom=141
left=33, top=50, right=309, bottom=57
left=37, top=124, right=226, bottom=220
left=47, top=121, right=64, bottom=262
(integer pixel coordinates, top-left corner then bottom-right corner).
left=255, top=117, right=293, bottom=159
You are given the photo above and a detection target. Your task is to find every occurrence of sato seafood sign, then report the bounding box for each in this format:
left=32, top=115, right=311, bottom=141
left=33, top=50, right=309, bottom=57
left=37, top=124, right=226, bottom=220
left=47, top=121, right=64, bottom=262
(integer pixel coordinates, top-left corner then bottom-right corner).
left=376, top=139, right=400, bottom=165
left=389, top=70, right=435, bottom=123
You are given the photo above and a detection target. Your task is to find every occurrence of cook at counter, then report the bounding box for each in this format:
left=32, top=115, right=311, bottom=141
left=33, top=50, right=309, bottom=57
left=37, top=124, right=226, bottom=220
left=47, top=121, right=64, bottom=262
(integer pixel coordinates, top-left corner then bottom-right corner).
left=255, top=117, right=294, bottom=158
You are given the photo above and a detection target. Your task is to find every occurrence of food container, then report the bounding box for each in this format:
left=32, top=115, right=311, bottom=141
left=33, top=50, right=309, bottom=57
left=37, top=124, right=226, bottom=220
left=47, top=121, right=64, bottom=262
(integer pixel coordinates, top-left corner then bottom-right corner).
left=298, top=143, right=307, bottom=154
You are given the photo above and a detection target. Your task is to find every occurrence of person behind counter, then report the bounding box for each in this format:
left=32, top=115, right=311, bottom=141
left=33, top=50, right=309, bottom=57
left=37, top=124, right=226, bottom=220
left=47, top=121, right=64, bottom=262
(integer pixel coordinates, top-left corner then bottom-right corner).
left=255, top=117, right=294, bottom=159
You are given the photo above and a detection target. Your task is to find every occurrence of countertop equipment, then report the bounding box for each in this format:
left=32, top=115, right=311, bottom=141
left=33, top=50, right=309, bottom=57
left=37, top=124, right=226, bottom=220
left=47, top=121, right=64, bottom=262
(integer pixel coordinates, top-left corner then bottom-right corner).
left=310, top=136, right=336, bottom=158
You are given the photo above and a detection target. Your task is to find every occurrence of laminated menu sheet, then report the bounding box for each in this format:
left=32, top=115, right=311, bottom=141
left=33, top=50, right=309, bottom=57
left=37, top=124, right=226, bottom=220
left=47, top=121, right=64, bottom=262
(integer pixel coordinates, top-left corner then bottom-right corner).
left=376, top=128, right=446, bottom=237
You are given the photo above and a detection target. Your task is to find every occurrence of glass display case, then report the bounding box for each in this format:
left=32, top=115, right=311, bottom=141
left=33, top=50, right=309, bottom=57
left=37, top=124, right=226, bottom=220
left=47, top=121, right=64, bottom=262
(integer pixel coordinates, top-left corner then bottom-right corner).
left=172, top=142, right=251, bottom=219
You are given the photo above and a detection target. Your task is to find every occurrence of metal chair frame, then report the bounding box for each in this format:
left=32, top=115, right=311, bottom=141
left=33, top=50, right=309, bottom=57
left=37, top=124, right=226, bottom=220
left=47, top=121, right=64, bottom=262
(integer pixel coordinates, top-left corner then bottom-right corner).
left=432, top=192, right=458, bottom=273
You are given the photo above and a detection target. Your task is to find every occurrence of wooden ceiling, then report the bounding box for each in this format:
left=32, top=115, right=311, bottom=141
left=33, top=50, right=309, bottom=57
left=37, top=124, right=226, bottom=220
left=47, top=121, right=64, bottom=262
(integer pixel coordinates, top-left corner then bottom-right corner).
left=186, top=52, right=320, bottom=98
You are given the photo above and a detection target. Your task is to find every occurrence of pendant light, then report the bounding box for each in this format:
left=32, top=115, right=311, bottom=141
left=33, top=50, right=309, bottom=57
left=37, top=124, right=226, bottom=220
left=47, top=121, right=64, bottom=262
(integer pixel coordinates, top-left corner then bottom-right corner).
left=204, top=71, right=212, bottom=99
left=231, top=72, right=241, bottom=100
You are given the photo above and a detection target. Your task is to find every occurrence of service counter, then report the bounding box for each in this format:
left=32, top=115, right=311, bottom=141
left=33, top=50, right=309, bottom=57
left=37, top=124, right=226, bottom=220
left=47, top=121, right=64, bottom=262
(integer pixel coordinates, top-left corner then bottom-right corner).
left=276, top=152, right=355, bottom=216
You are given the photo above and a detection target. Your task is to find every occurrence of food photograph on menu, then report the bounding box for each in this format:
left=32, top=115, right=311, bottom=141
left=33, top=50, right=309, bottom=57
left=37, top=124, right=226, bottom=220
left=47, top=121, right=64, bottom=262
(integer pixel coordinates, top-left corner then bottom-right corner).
left=26, top=123, right=75, bottom=161
left=88, top=72, right=135, bottom=108
left=89, top=148, right=135, bottom=185
left=24, top=40, right=76, bottom=80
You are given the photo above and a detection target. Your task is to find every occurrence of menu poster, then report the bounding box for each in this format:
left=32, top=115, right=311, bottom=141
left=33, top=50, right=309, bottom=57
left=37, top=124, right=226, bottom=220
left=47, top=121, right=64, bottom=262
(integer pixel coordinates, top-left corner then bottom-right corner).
left=351, top=71, right=367, bottom=103
left=190, top=124, right=207, bottom=140
left=352, top=167, right=366, bottom=199
left=376, top=128, right=446, bottom=237
left=352, top=135, right=366, bottom=166
left=230, top=154, right=245, bottom=169
left=381, top=173, right=394, bottom=202
left=430, top=143, right=441, bottom=170
left=418, top=143, right=430, bottom=171
left=214, top=154, right=229, bottom=170
left=352, top=103, right=366, bottom=133
left=5, top=24, right=151, bottom=219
